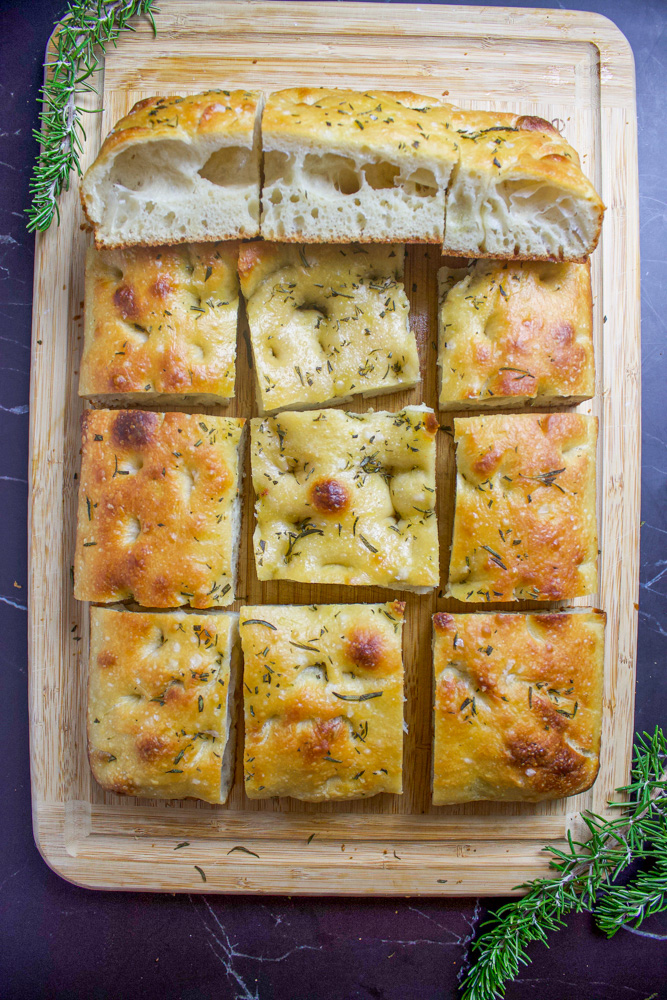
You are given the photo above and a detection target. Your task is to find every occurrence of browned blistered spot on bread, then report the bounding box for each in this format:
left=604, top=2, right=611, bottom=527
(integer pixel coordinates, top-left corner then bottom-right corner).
left=346, top=627, right=385, bottom=670
left=164, top=681, right=185, bottom=704
left=506, top=737, right=549, bottom=767
left=473, top=444, right=502, bottom=477
left=424, top=411, right=440, bottom=436
left=111, top=410, right=159, bottom=450
left=433, top=612, right=454, bottom=632
left=151, top=274, right=172, bottom=299
left=516, top=115, right=557, bottom=134
left=238, top=243, right=264, bottom=282
left=199, top=102, right=230, bottom=126
left=97, top=649, right=117, bottom=668
left=136, top=734, right=167, bottom=761
left=301, top=718, right=344, bottom=763
left=309, top=478, right=350, bottom=514
left=113, top=284, right=139, bottom=320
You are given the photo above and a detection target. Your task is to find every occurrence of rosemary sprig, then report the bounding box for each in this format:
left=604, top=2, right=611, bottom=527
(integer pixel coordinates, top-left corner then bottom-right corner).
left=28, top=0, right=158, bottom=233
left=461, top=727, right=667, bottom=1000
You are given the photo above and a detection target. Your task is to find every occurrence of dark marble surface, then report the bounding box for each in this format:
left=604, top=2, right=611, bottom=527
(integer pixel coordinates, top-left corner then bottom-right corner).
left=2, top=1, right=666, bottom=997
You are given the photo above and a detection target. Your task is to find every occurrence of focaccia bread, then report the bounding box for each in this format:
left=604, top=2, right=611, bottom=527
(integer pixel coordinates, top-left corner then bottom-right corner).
left=88, top=607, right=239, bottom=803
left=238, top=242, right=419, bottom=413
left=74, top=409, right=245, bottom=607
left=81, top=90, right=262, bottom=248
left=251, top=405, right=439, bottom=591
left=443, top=108, right=604, bottom=260
left=79, top=242, right=239, bottom=406
left=448, top=413, right=598, bottom=602
left=240, top=603, right=405, bottom=800
left=432, top=609, right=605, bottom=803
left=260, top=88, right=456, bottom=243
left=438, top=259, right=594, bottom=408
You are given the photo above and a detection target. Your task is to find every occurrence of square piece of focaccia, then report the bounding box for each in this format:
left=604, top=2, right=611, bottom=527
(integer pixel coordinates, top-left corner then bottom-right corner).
left=260, top=88, right=457, bottom=243
left=438, top=259, right=594, bottom=408
left=448, top=413, right=598, bottom=602
left=238, top=242, right=419, bottom=414
left=74, top=409, right=245, bottom=608
left=79, top=242, right=239, bottom=405
left=251, top=406, right=439, bottom=591
left=79, top=243, right=239, bottom=406
left=240, top=603, right=405, bottom=800
left=88, top=607, right=239, bottom=804
left=81, top=90, right=262, bottom=248
left=432, top=609, right=605, bottom=803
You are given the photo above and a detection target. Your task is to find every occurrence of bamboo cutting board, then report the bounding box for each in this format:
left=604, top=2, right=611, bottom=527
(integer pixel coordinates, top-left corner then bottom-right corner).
left=28, top=2, right=640, bottom=895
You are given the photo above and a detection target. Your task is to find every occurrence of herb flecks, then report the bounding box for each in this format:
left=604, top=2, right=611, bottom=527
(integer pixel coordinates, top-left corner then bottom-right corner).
left=27, top=1, right=158, bottom=232
left=461, top=728, right=667, bottom=1000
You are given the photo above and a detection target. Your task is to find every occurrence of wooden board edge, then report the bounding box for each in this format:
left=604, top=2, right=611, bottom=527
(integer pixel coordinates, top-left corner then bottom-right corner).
left=26, top=0, right=642, bottom=896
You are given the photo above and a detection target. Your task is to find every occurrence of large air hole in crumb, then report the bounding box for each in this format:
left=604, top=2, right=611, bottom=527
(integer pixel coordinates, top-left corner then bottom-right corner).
left=198, top=145, right=251, bottom=187
left=265, top=151, right=293, bottom=185
left=403, top=168, right=438, bottom=197
left=303, top=153, right=361, bottom=194
left=110, top=140, right=198, bottom=193
left=363, top=161, right=400, bottom=190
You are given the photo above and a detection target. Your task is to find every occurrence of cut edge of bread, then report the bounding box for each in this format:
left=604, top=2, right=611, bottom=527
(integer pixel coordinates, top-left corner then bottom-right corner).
left=442, top=162, right=603, bottom=261
left=261, top=139, right=451, bottom=243
left=219, top=615, right=240, bottom=803
left=81, top=392, right=234, bottom=408
left=82, top=101, right=264, bottom=249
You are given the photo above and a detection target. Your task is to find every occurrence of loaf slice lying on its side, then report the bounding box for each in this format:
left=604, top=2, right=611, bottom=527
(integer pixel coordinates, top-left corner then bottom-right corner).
left=443, top=108, right=604, bottom=260
left=260, top=88, right=457, bottom=243
left=81, top=90, right=262, bottom=248
left=88, top=607, right=240, bottom=804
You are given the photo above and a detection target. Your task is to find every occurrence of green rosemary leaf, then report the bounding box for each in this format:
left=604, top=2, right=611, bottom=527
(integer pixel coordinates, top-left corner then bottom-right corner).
left=227, top=845, right=260, bottom=858
left=460, top=727, right=667, bottom=1000
left=27, top=1, right=159, bottom=233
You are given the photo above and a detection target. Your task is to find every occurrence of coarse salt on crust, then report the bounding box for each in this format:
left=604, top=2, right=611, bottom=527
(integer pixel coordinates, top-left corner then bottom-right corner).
left=250, top=405, right=439, bottom=591
left=74, top=409, right=245, bottom=608
left=240, top=603, right=405, bottom=801
left=432, top=609, right=605, bottom=803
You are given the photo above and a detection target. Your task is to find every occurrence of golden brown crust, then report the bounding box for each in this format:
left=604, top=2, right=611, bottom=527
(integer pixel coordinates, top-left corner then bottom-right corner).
left=442, top=106, right=604, bottom=259
left=438, top=259, right=594, bottom=407
left=238, top=242, right=419, bottom=413
left=240, top=603, right=405, bottom=800
left=432, top=610, right=605, bottom=803
left=448, top=413, right=598, bottom=602
left=88, top=607, right=238, bottom=803
left=80, top=243, right=239, bottom=401
left=80, top=90, right=262, bottom=248
left=74, top=409, right=245, bottom=607
left=262, top=87, right=456, bottom=163
left=250, top=406, right=439, bottom=590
